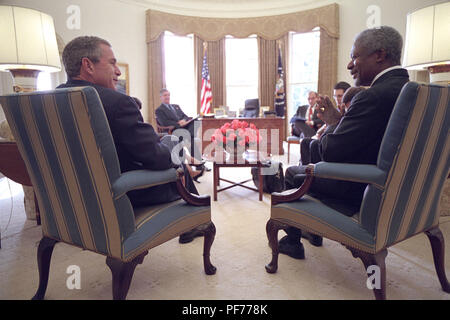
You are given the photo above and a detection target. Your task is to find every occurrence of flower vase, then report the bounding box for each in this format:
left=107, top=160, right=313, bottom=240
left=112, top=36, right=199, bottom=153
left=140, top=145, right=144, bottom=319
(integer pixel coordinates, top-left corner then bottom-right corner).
left=227, top=141, right=247, bottom=163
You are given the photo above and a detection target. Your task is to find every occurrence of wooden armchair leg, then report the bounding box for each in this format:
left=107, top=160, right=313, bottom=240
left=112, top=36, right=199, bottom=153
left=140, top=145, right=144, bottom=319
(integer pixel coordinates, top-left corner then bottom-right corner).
left=265, top=219, right=287, bottom=274
left=348, top=247, right=388, bottom=300
left=106, top=251, right=148, bottom=300
left=32, top=237, right=58, bottom=300
left=201, top=222, right=217, bottom=275
left=425, top=227, right=450, bottom=293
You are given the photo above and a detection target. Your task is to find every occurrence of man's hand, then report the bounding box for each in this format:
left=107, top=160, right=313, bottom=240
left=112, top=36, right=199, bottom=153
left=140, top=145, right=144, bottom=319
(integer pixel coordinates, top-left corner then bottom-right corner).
left=178, top=119, right=187, bottom=126
left=316, top=96, right=342, bottom=126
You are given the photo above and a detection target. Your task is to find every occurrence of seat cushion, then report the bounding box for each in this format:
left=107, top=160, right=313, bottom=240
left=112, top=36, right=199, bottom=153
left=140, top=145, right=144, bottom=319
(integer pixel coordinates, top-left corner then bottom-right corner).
left=287, top=136, right=301, bottom=142
left=123, top=199, right=210, bottom=261
left=271, top=195, right=376, bottom=253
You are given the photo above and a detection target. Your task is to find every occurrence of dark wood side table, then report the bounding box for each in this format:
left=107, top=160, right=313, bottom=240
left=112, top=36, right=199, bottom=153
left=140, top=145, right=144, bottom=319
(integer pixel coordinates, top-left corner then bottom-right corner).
left=0, top=141, right=41, bottom=232
left=209, top=150, right=271, bottom=201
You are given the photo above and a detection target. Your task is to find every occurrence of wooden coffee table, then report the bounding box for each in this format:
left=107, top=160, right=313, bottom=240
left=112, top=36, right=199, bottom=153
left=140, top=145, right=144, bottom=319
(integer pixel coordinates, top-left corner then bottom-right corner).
left=206, top=150, right=271, bottom=201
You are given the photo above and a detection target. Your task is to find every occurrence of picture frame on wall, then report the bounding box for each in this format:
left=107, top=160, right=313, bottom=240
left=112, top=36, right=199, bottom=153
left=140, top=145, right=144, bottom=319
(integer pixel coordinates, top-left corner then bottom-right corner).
left=117, top=63, right=129, bottom=95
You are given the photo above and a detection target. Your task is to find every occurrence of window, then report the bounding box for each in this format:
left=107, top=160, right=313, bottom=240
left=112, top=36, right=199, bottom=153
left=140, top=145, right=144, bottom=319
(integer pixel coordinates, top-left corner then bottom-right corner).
left=225, top=36, right=258, bottom=113
left=164, top=31, right=196, bottom=116
left=287, top=30, right=320, bottom=121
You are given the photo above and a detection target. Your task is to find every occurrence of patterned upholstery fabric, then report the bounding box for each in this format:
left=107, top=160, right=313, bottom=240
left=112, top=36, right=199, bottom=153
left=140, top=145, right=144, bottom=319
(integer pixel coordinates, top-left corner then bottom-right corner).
left=373, top=83, right=449, bottom=250
left=272, top=82, right=450, bottom=254
left=0, top=87, right=211, bottom=261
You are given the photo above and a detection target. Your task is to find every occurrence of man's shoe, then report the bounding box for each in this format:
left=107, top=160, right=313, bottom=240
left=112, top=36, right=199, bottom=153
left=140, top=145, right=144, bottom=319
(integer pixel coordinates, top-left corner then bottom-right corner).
left=301, top=231, right=323, bottom=247
left=179, top=228, right=203, bottom=244
left=278, top=235, right=305, bottom=259
left=192, top=166, right=205, bottom=182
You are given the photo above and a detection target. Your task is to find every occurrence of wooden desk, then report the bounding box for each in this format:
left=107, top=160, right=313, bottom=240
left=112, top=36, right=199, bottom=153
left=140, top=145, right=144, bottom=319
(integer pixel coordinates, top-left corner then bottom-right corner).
left=199, top=117, right=285, bottom=156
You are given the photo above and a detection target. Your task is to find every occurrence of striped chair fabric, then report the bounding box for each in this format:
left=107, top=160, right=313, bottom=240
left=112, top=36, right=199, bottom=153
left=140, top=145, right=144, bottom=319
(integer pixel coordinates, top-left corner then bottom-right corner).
left=0, top=87, right=215, bottom=299
left=268, top=82, right=450, bottom=299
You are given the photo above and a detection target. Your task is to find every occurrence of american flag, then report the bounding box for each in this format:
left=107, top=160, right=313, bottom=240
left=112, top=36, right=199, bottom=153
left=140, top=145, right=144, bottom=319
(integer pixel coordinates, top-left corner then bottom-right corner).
left=274, top=45, right=285, bottom=116
left=200, top=48, right=212, bottom=114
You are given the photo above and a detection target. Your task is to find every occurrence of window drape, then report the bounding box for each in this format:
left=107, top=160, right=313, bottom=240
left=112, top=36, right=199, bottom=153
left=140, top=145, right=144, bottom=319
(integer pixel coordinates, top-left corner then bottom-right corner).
left=147, top=34, right=165, bottom=126
left=194, top=37, right=226, bottom=113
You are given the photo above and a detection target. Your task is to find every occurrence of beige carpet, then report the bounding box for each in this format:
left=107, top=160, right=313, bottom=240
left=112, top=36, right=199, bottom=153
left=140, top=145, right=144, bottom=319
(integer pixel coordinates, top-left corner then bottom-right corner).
left=1, top=146, right=449, bottom=300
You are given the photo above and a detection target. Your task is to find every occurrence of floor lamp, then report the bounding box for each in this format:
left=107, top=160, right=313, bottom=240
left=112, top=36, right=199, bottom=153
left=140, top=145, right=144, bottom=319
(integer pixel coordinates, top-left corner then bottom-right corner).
left=403, top=2, right=450, bottom=85
left=0, top=5, right=61, bottom=222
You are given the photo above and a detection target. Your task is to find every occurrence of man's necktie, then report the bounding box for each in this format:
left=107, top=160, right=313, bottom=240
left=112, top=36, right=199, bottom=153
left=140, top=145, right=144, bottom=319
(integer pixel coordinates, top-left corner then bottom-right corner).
left=168, top=104, right=176, bottom=114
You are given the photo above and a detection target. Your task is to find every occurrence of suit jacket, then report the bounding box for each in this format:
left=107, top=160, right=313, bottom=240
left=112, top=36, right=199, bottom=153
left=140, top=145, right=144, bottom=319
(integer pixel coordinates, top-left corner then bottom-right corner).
left=155, top=103, right=190, bottom=128
left=290, top=104, right=323, bottom=137
left=312, top=68, right=410, bottom=208
left=305, top=104, right=324, bottom=131
left=57, top=79, right=181, bottom=206
left=294, top=105, right=308, bottom=118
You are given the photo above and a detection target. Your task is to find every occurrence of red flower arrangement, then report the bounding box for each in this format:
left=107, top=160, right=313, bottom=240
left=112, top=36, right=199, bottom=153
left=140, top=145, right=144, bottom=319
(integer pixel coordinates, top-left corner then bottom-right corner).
left=211, top=119, right=262, bottom=150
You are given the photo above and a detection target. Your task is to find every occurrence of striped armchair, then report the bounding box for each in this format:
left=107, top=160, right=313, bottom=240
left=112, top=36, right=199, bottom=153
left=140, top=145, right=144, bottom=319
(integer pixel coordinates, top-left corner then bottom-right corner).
left=0, top=87, right=216, bottom=300
left=266, top=82, right=450, bottom=299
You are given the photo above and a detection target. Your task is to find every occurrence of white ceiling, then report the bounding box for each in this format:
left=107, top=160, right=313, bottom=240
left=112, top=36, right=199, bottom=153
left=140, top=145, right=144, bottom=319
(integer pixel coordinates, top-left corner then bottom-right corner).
left=115, top=0, right=335, bottom=17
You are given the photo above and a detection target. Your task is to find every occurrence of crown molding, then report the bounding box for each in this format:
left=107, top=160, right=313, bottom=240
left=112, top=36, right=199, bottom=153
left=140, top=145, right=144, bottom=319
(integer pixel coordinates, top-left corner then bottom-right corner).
left=114, top=0, right=335, bottom=17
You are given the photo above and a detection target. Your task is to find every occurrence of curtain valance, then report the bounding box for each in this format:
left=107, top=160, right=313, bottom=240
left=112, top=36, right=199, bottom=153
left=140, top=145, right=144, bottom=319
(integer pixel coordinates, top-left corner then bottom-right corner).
left=146, top=3, right=339, bottom=42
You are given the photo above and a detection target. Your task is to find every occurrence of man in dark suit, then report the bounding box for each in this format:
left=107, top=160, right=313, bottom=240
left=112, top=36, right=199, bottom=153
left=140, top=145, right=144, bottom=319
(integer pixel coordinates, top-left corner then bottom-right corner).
left=58, top=36, right=202, bottom=243
left=290, top=91, right=323, bottom=138
left=155, top=89, right=202, bottom=162
left=279, top=26, right=409, bottom=259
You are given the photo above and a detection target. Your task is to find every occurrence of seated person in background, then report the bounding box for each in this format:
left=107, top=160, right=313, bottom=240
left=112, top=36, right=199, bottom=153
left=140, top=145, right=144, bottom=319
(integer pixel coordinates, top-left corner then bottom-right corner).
left=299, top=86, right=366, bottom=166
left=340, top=86, right=366, bottom=114
left=333, top=81, right=351, bottom=114
left=290, top=104, right=307, bottom=135
left=290, top=91, right=324, bottom=138
left=59, top=36, right=203, bottom=244
left=155, top=89, right=204, bottom=166
left=310, top=81, right=351, bottom=140
left=279, top=26, right=409, bottom=259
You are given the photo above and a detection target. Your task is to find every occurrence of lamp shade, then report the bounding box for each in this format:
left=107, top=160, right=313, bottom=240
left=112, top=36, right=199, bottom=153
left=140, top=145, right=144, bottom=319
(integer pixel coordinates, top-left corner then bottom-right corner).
left=403, top=2, right=450, bottom=70
left=0, top=5, right=61, bottom=73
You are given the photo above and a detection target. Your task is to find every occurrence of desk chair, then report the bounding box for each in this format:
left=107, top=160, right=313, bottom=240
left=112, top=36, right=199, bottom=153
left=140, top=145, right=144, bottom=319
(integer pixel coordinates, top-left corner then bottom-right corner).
left=0, top=87, right=216, bottom=299
left=243, top=99, right=259, bottom=118
left=266, top=82, right=450, bottom=299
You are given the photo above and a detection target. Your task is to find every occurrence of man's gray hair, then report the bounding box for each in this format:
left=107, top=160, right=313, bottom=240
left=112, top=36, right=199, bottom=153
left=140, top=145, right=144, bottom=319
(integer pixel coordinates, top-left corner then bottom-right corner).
left=355, top=26, right=403, bottom=65
left=160, top=88, right=169, bottom=96
left=62, top=36, right=111, bottom=78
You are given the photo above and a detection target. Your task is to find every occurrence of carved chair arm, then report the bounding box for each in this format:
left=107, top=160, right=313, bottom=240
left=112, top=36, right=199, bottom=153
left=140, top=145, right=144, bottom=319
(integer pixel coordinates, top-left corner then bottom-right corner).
left=271, top=165, right=314, bottom=206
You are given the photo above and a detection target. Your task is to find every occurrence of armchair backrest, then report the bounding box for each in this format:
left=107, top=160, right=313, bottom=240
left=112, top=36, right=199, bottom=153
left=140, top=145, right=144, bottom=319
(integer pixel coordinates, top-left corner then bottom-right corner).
left=0, top=87, right=136, bottom=259
left=359, top=82, right=449, bottom=251
left=155, top=116, right=173, bottom=134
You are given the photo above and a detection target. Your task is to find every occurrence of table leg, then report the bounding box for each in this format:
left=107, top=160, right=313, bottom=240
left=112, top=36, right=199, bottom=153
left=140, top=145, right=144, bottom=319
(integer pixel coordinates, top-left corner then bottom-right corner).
left=258, top=165, right=263, bottom=201
left=213, top=163, right=218, bottom=201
